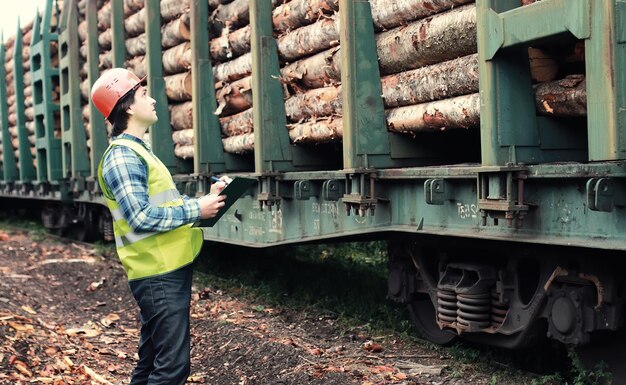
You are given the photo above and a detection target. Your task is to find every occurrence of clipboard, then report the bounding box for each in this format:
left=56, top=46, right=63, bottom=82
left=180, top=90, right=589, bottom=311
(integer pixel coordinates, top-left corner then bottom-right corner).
left=192, top=177, right=257, bottom=227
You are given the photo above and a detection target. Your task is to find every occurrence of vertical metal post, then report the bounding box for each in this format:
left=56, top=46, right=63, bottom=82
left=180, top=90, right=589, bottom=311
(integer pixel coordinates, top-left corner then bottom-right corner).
left=339, top=0, right=391, bottom=170
left=14, top=23, right=37, bottom=184
left=86, top=0, right=107, bottom=180
left=585, top=0, right=626, bottom=160
left=145, top=0, right=177, bottom=172
left=0, top=39, right=18, bottom=183
left=110, top=0, right=126, bottom=68
left=191, top=0, right=225, bottom=178
left=60, top=0, right=90, bottom=187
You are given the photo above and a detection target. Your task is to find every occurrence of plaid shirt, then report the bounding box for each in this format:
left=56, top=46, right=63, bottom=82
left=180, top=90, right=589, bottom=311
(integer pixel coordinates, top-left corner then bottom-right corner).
left=101, top=133, right=201, bottom=233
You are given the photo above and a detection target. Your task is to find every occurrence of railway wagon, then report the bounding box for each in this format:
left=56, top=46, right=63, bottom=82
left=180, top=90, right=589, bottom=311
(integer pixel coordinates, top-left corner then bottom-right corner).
left=0, top=0, right=625, bottom=353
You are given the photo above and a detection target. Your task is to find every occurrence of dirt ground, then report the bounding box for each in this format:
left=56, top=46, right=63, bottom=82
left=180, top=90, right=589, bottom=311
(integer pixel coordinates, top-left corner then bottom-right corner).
left=0, top=228, right=531, bottom=384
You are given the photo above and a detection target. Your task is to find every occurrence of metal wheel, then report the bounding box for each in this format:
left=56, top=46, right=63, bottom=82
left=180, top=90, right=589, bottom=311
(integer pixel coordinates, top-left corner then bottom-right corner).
left=408, top=294, right=456, bottom=345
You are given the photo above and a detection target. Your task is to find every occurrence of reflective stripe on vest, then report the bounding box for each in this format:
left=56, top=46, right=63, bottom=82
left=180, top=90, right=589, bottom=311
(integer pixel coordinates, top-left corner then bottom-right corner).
left=97, top=138, right=203, bottom=281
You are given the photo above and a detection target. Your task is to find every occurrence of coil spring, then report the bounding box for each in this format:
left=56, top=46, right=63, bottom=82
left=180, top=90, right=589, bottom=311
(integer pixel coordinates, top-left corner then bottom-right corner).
left=491, top=290, right=508, bottom=327
left=456, top=292, right=491, bottom=328
left=437, top=289, right=457, bottom=324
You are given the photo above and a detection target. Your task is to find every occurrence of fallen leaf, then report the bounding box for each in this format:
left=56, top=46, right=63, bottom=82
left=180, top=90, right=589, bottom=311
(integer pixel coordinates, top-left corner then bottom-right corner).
left=363, top=341, right=383, bottom=353
left=13, top=360, right=32, bottom=377
left=370, top=365, right=394, bottom=374
left=21, top=305, right=37, bottom=315
left=308, top=348, right=323, bottom=356
left=100, top=313, right=120, bottom=328
left=8, top=321, right=34, bottom=332
left=0, top=232, right=9, bottom=241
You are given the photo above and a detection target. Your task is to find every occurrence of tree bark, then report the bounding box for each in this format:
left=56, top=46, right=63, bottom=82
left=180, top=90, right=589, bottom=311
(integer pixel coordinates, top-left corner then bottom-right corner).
left=98, top=28, right=112, bottom=50
left=163, top=42, right=192, bottom=75
left=125, top=7, right=146, bottom=37
left=281, top=47, right=341, bottom=90
left=376, top=4, right=477, bottom=75
left=97, top=2, right=112, bottom=31
left=80, top=78, right=91, bottom=100
left=284, top=86, right=342, bottom=122
left=170, top=101, right=193, bottom=131
left=161, top=13, right=191, bottom=50
left=126, top=55, right=147, bottom=79
left=382, top=54, right=479, bottom=107
left=213, top=52, right=252, bottom=83
left=99, top=51, right=113, bottom=70
left=164, top=71, right=192, bottom=102
left=528, top=47, right=558, bottom=83
left=386, top=93, right=480, bottom=133
left=272, top=0, right=339, bottom=34
left=210, top=25, right=250, bottom=63
left=25, top=107, right=34, bottom=120
left=209, top=0, right=250, bottom=37
left=123, top=0, right=144, bottom=17
left=175, top=144, right=194, bottom=159
left=222, top=133, right=254, bottom=154
left=126, top=33, right=146, bottom=57
left=172, top=129, right=194, bottom=146
left=78, top=20, right=88, bottom=42
left=534, top=74, right=586, bottom=117
left=161, top=0, right=191, bottom=22
left=370, top=0, right=473, bottom=31
left=219, top=108, right=253, bottom=136
left=288, top=118, right=343, bottom=144
left=215, top=76, right=252, bottom=116
left=79, top=43, right=88, bottom=60
left=277, top=16, right=339, bottom=62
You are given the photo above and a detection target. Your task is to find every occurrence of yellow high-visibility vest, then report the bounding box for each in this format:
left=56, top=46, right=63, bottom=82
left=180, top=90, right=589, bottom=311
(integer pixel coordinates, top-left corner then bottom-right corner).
left=97, top=138, right=203, bottom=281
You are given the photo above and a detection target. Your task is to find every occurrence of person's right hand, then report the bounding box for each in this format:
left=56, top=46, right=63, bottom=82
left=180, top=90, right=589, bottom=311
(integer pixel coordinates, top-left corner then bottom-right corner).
left=198, top=194, right=227, bottom=219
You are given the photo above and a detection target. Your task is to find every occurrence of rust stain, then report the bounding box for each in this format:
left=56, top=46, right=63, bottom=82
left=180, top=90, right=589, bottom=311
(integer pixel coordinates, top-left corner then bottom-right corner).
left=578, top=273, right=604, bottom=309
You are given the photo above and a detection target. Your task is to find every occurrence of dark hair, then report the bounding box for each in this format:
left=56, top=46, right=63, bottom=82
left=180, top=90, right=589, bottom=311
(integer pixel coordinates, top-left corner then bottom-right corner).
left=108, top=88, right=137, bottom=137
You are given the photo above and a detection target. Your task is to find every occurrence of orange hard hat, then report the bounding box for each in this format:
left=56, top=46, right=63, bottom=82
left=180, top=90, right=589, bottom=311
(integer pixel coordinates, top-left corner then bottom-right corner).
left=90, top=68, right=146, bottom=120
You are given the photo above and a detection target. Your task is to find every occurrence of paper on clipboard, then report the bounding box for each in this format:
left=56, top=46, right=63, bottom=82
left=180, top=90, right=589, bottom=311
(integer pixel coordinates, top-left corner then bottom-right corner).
left=192, top=177, right=256, bottom=227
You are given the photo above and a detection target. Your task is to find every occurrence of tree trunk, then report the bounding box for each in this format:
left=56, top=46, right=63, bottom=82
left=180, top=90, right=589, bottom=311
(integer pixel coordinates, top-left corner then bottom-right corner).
left=219, top=108, right=253, bottom=136
left=288, top=118, right=343, bottom=144
left=126, top=55, right=147, bottom=79
left=209, top=0, right=250, bottom=37
left=382, top=54, right=479, bottom=107
left=164, top=71, right=192, bottom=102
left=385, top=93, right=480, bottom=133
left=272, top=0, right=339, bottom=34
left=125, top=7, right=146, bottom=37
left=370, top=0, right=473, bottom=31
left=172, top=129, right=194, bottom=146
left=126, top=33, right=146, bottom=57
left=210, top=25, right=250, bottom=63
left=284, top=86, right=342, bottom=122
left=281, top=47, right=341, bottom=90
left=98, top=28, right=112, bottom=50
left=215, top=76, right=252, bottom=116
left=123, top=0, right=144, bottom=17
left=170, top=101, right=193, bottom=131
left=175, top=144, right=194, bottom=159
left=277, top=16, right=339, bottom=62
left=222, top=133, right=254, bottom=154
left=534, top=75, right=586, bottom=117
left=376, top=4, right=477, bottom=75
left=213, top=52, right=252, bottom=83
left=161, top=13, right=191, bottom=50
left=161, top=0, right=191, bottom=22
left=163, top=42, right=192, bottom=75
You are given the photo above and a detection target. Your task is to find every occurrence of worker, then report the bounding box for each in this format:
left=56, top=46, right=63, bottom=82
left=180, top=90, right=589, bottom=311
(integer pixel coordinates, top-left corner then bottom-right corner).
left=91, top=68, right=227, bottom=385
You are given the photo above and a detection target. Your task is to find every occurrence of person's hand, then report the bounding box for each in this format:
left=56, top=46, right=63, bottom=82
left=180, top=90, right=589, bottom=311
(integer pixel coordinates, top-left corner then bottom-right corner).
left=210, top=175, right=232, bottom=195
left=198, top=194, right=226, bottom=219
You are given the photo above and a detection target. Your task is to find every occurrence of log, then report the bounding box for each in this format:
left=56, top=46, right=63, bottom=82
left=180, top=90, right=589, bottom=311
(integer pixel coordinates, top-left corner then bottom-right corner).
left=161, top=13, right=191, bottom=50
left=161, top=0, right=191, bottom=22
left=99, top=51, right=113, bottom=70
left=210, top=25, right=250, bottom=63
left=163, top=42, right=192, bottom=75
left=370, top=0, right=473, bottom=31
left=284, top=86, right=342, bottom=122
left=281, top=47, right=341, bottom=89
left=164, top=71, right=192, bottom=102
left=277, top=16, right=339, bottom=62
left=272, top=0, right=339, bottom=34
left=288, top=118, right=343, bottom=144
left=124, top=0, right=144, bottom=17
left=98, top=2, right=112, bottom=31
left=175, top=144, right=195, bottom=159
left=126, top=55, right=147, bottom=79
left=125, top=7, right=146, bottom=37
left=213, top=52, right=252, bottom=83
left=170, top=102, right=193, bottom=131
left=82, top=104, right=90, bottom=122
left=222, top=133, right=254, bottom=154
left=385, top=93, right=480, bottom=133
left=25, top=107, right=34, bottom=120
left=376, top=4, right=477, bottom=75
left=126, top=33, right=146, bottom=57
left=172, top=129, right=194, bottom=146
left=80, top=78, right=91, bottom=100
left=79, top=43, right=88, bottom=60
left=534, top=75, right=586, bottom=117
left=78, top=20, right=88, bottom=42
left=209, top=0, right=250, bottom=37
left=219, top=108, right=253, bottom=136
left=215, top=76, right=252, bottom=116
left=528, top=47, right=558, bottom=83
left=382, top=54, right=479, bottom=108
left=98, top=28, right=112, bottom=50
left=8, top=113, right=16, bottom=126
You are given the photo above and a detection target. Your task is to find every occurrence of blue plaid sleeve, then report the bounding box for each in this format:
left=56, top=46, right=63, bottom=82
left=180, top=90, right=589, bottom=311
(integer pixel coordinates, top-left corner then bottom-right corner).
left=101, top=146, right=201, bottom=233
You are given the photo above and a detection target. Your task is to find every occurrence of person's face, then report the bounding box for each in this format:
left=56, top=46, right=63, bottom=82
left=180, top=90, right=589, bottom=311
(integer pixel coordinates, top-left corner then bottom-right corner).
left=127, top=86, right=157, bottom=126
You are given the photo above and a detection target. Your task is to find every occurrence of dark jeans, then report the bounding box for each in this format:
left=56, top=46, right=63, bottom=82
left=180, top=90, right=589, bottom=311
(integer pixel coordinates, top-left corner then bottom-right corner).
left=128, top=263, right=193, bottom=385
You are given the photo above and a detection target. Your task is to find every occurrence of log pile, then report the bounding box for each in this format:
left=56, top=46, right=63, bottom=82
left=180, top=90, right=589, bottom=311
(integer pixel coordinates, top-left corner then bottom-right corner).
left=77, top=1, right=91, bottom=159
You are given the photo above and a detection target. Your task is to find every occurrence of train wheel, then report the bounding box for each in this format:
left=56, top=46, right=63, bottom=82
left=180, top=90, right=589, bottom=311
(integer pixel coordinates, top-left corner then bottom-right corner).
left=408, top=294, right=456, bottom=345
